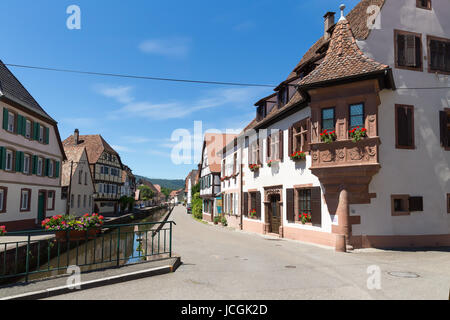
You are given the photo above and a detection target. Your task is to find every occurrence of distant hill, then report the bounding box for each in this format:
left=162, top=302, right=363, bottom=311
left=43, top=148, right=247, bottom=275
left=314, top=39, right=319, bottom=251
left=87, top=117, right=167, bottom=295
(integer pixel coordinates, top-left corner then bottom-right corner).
left=135, top=175, right=185, bottom=191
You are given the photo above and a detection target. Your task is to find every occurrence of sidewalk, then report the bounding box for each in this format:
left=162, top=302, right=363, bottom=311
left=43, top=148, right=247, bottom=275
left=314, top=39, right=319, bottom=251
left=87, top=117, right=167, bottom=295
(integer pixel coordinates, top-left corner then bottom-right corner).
left=0, top=257, right=180, bottom=300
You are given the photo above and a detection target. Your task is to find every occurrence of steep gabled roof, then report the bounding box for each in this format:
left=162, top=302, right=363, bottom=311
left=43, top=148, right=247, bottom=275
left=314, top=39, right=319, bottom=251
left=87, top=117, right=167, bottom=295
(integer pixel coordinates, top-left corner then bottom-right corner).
left=0, top=60, right=54, bottom=122
left=298, top=15, right=389, bottom=88
left=63, top=134, right=121, bottom=165
left=200, top=133, right=237, bottom=174
left=61, top=146, right=86, bottom=187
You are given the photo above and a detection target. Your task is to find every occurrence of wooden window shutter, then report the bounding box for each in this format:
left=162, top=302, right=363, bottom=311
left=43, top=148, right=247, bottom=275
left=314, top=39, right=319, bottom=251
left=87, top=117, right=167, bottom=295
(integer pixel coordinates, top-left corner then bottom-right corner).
left=267, top=134, right=271, bottom=159
left=2, top=108, right=8, bottom=131
left=288, top=126, right=293, bottom=156
left=397, top=34, right=406, bottom=66
left=440, top=111, right=449, bottom=148
left=279, top=130, right=284, bottom=161
left=406, top=107, right=414, bottom=146
left=409, top=196, right=423, bottom=212
left=256, top=135, right=261, bottom=165
left=11, top=150, right=16, bottom=172
left=34, top=122, right=40, bottom=141
left=311, top=187, right=322, bottom=226
left=15, top=151, right=23, bottom=173
left=0, top=147, right=6, bottom=170
left=256, top=191, right=262, bottom=219
left=16, top=115, right=22, bottom=136
left=55, top=161, right=60, bottom=178
left=44, top=127, right=50, bottom=145
left=405, top=35, right=417, bottom=67
left=248, top=141, right=252, bottom=164
left=305, top=118, right=311, bottom=152
left=44, top=158, right=50, bottom=176
left=32, top=155, right=37, bottom=174
left=243, top=192, right=248, bottom=216
left=286, top=188, right=295, bottom=222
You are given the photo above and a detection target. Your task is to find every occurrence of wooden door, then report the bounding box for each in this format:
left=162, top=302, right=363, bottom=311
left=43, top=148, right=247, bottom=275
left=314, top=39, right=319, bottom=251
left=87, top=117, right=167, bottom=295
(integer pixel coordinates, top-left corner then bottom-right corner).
left=270, top=194, right=281, bottom=234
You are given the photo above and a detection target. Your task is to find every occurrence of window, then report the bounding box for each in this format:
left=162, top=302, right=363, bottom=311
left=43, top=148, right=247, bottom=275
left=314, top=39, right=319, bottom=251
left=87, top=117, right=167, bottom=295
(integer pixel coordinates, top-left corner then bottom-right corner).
left=395, top=30, right=422, bottom=71
left=233, top=153, right=237, bottom=175
left=321, top=108, right=335, bottom=131
left=250, top=192, right=257, bottom=213
left=85, top=172, right=88, bottom=185
left=428, top=36, right=450, bottom=74
left=71, top=194, right=74, bottom=208
left=79, top=170, right=83, bottom=184
left=89, top=196, right=92, bottom=208
left=61, top=186, right=68, bottom=200
left=391, top=195, right=410, bottom=216
left=83, top=195, right=87, bottom=208
left=77, top=195, right=81, bottom=208
left=395, top=104, right=415, bottom=149
left=0, top=187, right=7, bottom=213
left=20, top=189, right=31, bottom=212
left=99, top=183, right=103, bottom=193
left=278, top=87, right=288, bottom=107
left=25, top=120, right=31, bottom=138
left=37, top=157, right=43, bottom=176
left=47, top=191, right=55, bottom=211
left=39, top=126, right=44, bottom=143
left=250, top=140, right=259, bottom=165
left=297, top=189, right=311, bottom=222
left=292, top=118, right=310, bottom=153
left=48, top=160, right=54, bottom=178
left=5, top=150, right=13, bottom=171
left=349, top=103, right=365, bottom=129
left=416, top=0, right=431, bottom=10
left=7, top=112, right=14, bottom=132
left=447, top=194, right=450, bottom=214
left=23, top=154, right=30, bottom=174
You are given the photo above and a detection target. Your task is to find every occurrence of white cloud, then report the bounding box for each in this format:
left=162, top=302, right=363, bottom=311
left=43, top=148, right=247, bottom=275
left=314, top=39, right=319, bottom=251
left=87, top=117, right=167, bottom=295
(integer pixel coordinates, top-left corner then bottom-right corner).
left=138, top=37, right=192, bottom=58
left=96, top=85, right=134, bottom=104
left=111, top=145, right=135, bottom=153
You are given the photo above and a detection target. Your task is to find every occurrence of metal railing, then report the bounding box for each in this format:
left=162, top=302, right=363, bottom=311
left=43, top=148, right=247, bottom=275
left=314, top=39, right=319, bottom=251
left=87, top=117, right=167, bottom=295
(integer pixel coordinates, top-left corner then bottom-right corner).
left=0, top=220, right=175, bottom=284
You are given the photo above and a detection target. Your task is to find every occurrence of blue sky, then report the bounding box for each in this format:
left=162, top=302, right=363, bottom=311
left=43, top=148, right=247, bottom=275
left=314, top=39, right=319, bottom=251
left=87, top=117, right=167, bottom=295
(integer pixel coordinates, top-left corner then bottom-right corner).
left=1, top=0, right=360, bottom=179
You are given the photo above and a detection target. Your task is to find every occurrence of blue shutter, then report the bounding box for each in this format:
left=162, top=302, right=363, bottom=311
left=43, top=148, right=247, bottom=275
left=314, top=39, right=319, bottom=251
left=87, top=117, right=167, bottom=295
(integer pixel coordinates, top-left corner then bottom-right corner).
left=44, top=127, right=49, bottom=144
left=0, top=147, right=5, bottom=170
left=55, top=161, right=60, bottom=178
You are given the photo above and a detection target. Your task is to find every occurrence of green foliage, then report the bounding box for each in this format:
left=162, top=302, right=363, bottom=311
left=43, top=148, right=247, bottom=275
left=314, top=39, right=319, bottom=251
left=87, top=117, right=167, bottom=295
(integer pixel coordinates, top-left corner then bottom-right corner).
left=221, top=215, right=228, bottom=226
left=192, top=182, right=200, bottom=195
left=135, top=176, right=185, bottom=190
left=213, top=216, right=221, bottom=224
left=138, top=185, right=154, bottom=201
left=192, top=192, right=203, bottom=220
left=119, top=196, right=135, bottom=211
left=161, top=187, right=172, bottom=198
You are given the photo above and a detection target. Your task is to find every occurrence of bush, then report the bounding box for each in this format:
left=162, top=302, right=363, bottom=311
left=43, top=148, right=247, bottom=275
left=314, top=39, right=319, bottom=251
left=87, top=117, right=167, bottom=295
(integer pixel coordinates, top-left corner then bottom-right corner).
left=213, top=216, right=220, bottom=224
left=192, top=192, right=203, bottom=220
left=221, top=216, right=228, bottom=226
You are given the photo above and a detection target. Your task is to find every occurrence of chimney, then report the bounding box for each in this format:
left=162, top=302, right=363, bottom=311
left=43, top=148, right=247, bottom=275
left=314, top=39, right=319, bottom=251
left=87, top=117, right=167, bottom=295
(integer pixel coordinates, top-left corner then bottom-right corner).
left=324, top=11, right=336, bottom=40
left=74, top=129, right=79, bottom=145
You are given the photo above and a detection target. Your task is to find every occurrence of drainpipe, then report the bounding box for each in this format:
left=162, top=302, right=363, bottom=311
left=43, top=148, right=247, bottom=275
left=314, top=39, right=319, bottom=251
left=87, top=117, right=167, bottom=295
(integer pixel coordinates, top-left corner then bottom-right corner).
left=239, top=163, right=243, bottom=230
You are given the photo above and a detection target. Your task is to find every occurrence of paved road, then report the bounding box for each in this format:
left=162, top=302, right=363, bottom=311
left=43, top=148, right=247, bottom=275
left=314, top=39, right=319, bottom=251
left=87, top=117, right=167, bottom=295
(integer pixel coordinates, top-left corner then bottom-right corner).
left=49, top=205, right=450, bottom=300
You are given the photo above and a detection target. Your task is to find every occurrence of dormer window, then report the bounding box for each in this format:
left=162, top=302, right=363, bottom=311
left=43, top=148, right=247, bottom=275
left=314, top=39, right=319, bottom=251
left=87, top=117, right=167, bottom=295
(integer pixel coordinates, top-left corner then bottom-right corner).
left=278, top=87, right=288, bottom=107
left=257, top=103, right=267, bottom=121
left=416, top=0, right=431, bottom=10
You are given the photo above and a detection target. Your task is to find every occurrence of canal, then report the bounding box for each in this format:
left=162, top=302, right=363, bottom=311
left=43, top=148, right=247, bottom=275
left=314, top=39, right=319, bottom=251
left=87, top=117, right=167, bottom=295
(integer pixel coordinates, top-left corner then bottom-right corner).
left=24, top=207, right=171, bottom=282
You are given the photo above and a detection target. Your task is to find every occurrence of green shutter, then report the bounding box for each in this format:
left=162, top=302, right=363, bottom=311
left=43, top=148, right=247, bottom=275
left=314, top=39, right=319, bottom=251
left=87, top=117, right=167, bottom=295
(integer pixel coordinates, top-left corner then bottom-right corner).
left=34, top=122, right=40, bottom=141
left=20, top=116, right=26, bottom=136
left=32, top=155, right=37, bottom=174
left=0, top=147, right=5, bottom=170
left=15, top=151, right=21, bottom=173
left=2, top=108, right=8, bottom=131
left=55, top=161, right=60, bottom=178
left=45, top=158, right=50, bottom=176
left=44, top=127, right=49, bottom=144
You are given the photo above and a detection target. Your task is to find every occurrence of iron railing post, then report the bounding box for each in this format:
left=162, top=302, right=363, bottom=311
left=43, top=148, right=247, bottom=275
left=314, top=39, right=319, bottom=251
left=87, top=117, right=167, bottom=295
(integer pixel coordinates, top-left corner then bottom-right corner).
left=116, top=227, right=121, bottom=267
left=25, top=234, right=31, bottom=283
left=169, top=222, right=173, bottom=258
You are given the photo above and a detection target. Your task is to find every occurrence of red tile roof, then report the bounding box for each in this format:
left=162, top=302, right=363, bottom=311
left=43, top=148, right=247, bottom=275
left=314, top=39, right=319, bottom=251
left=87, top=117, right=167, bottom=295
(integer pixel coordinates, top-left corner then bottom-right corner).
left=63, top=134, right=121, bottom=165
left=298, top=17, right=389, bottom=87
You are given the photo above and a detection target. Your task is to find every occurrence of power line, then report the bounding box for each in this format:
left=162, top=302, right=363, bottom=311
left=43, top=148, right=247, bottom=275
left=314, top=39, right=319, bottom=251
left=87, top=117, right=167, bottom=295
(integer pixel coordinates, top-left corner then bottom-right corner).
left=5, top=63, right=450, bottom=90
left=4, top=63, right=276, bottom=88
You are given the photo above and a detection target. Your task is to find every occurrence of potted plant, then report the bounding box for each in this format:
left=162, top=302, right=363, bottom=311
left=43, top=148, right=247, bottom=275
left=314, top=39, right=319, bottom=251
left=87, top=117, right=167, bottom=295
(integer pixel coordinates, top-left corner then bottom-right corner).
left=299, top=212, right=312, bottom=225
left=42, top=214, right=104, bottom=242
left=320, top=129, right=337, bottom=144
left=267, top=160, right=279, bottom=167
left=0, top=226, right=6, bottom=236
left=213, top=216, right=220, bottom=225
left=249, top=209, right=257, bottom=219
left=249, top=164, right=261, bottom=172
left=290, top=151, right=306, bottom=161
left=349, top=126, right=367, bottom=142
left=221, top=216, right=228, bottom=226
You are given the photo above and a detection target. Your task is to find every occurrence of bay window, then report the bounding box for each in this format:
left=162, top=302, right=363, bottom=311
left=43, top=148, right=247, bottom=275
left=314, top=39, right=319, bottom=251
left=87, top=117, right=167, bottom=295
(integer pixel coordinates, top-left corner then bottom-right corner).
left=321, top=107, right=335, bottom=131
left=349, top=103, right=365, bottom=129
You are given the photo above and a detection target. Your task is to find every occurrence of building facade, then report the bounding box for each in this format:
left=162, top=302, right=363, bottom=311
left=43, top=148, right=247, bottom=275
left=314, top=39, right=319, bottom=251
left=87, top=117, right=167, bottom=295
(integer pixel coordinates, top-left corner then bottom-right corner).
left=0, top=61, right=66, bottom=230
left=219, top=0, right=450, bottom=250
left=62, top=146, right=95, bottom=217
left=185, top=169, right=199, bottom=206
left=121, top=165, right=136, bottom=198
left=63, top=130, right=124, bottom=215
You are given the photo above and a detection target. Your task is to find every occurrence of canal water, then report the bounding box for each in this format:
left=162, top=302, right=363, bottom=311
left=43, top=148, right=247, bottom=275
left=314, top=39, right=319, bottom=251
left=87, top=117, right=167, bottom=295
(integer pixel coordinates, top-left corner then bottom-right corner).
left=25, top=208, right=170, bottom=282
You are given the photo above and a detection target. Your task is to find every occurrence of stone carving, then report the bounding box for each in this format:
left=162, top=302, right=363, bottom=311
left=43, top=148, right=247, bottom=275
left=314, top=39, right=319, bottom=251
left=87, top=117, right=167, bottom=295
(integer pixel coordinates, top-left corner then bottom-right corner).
left=321, top=150, right=334, bottom=162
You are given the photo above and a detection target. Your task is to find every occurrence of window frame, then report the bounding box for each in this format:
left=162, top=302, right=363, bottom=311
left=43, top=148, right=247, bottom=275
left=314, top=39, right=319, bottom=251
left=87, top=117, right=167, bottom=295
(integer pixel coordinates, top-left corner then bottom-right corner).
left=395, top=104, right=415, bottom=150
left=7, top=111, right=15, bottom=133
left=394, top=29, right=423, bottom=72
left=391, top=194, right=410, bottom=216
left=47, top=190, right=55, bottom=211
left=296, top=188, right=312, bottom=223
left=348, top=103, right=365, bottom=130
left=416, top=0, right=431, bottom=10
left=292, top=118, right=310, bottom=153
left=5, top=149, right=13, bottom=171
left=321, top=107, right=336, bottom=132
left=37, top=157, right=43, bottom=176
left=20, top=188, right=31, bottom=212
left=23, top=153, right=31, bottom=175
left=268, top=132, right=280, bottom=161
left=48, top=160, right=54, bottom=178
left=0, top=187, right=7, bottom=213
left=25, top=119, right=32, bottom=139
left=447, top=194, right=450, bottom=214
left=427, top=35, right=450, bottom=75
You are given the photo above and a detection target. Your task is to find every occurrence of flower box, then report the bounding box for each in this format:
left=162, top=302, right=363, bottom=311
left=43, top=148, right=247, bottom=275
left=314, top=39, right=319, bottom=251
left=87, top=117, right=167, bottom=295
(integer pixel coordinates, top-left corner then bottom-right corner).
left=290, top=151, right=306, bottom=161
left=349, top=127, right=367, bottom=142
left=299, top=212, right=312, bottom=225
left=320, top=130, right=337, bottom=144
left=267, top=160, right=279, bottom=167
left=55, top=229, right=99, bottom=242
left=249, top=164, right=261, bottom=172
left=0, top=226, right=6, bottom=236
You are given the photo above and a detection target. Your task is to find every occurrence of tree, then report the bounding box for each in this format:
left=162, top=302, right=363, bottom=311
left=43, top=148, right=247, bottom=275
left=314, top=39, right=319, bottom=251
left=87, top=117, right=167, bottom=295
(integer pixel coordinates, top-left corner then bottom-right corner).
left=192, top=182, right=200, bottom=195
left=139, top=185, right=154, bottom=201
left=192, top=192, right=203, bottom=220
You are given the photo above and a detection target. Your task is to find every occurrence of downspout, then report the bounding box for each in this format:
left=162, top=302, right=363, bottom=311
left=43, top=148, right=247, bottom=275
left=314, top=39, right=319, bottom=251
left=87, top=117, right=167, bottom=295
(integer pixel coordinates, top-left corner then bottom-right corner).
left=239, top=162, right=243, bottom=230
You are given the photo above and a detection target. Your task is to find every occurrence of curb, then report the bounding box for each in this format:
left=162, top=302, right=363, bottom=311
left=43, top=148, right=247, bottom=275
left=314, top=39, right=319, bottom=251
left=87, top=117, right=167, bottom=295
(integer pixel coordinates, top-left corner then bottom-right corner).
left=1, top=257, right=181, bottom=300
